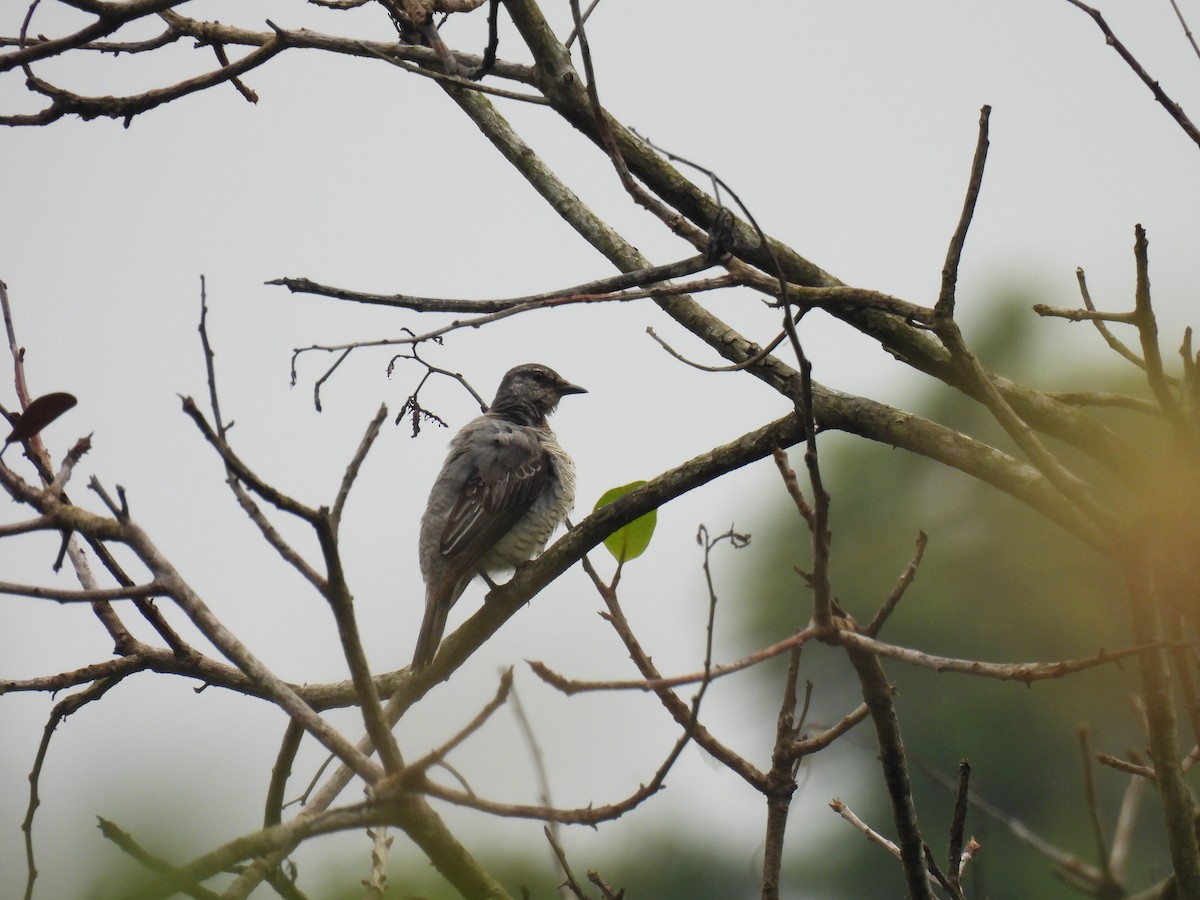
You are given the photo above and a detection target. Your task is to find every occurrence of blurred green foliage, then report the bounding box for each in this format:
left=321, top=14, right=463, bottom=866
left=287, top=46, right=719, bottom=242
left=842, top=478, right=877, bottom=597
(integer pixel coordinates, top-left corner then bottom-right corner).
left=745, top=294, right=1175, bottom=897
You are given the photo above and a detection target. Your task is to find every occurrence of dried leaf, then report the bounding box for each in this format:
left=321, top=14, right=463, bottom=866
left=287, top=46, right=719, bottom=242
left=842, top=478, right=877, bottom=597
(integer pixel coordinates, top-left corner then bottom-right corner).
left=5, top=392, right=77, bottom=444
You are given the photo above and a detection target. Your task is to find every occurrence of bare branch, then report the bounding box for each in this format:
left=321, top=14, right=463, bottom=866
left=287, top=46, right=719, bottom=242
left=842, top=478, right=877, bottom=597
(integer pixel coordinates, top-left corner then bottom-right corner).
left=332, top=404, right=387, bottom=525
left=862, top=532, right=928, bottom=638
left=528, top=623, right=820, bottom=694
left=1109, top=772, right=1148, bottom=882
left=179, top=395, right=320, bottom=523
left=577, top=546, right=753, bottom=790
left=126, top=802, right=403, bottom=900
left=1062, top=0, right=1200, bottom=148
left=771, top=446, right=814, bottom=528
left=839, top=632, right=1174, bottom=683
left=9, top=29, right=287, bottom=127
left=401, top=668, right=513, bottom=779
left=96, top=818, right=220, bottom=900
left=922, top=761, right=1109, bottom=887
left=789, top=703, right=869, bottom=755
left=227, top=478, right=326, bottom=590
left=0, top=27, right=181, bottom=55
left=830, top=798, right=958, bottom=894
left=509, top=683, right=562, bottom=877
left=263, top=720, right=304, bottom=828
left=1078, top=726, right=1120, bottom=894
left=23, top=678, right=123, bottom=900
left=0, top=0, right=184, bottom=72
left=0, top=580, right=163, bottom=602
left=1045, top=391, right=1164, bottom=415
left=935, top=105, right=991, bottom=320
left=1097, top=753, right=1156, bottom=780
left=1033, top=304, right=1138, bottom=325
left=318, top=515, right=404, bottom=775
left=842, top=644, right=934, bottom=898
left=947, top=760, right=972, bottom=889
left=107, top=515, right=386, bottom=784
left=1168, top=0, right=1200, bottom=62
left=355, top=38, right=547, bottom=104
left=829, top=798, right=904, bottom=858
left=1132, top=225, right=1183, bottom=425
left=645, top=323, right=788, bottom=374
left=422, top=694, right=698, bottom=827
left=544, top=826, right=594, bottom=900
left=286, top=273, right=737, bottom=373
left=270, top=253, right=714, bottom=313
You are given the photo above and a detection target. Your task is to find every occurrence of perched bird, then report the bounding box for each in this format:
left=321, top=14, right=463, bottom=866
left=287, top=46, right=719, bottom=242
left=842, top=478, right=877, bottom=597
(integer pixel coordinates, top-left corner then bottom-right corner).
left=413, top=364, right=586, bottom=669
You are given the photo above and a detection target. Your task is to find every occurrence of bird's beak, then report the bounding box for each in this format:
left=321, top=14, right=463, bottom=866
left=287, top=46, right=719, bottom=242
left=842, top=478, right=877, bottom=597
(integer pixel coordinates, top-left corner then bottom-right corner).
left=559, top=381, right=587, bottom=396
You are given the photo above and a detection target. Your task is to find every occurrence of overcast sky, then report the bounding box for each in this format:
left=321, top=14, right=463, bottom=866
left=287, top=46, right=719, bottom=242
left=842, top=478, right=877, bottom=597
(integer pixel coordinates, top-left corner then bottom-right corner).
left=3, top=2, right=1200, bottom=898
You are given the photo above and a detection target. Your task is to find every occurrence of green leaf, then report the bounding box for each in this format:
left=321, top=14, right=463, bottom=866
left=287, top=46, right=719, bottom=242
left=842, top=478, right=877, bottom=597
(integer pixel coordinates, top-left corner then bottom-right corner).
left=594, top=481, right=657, bottom=563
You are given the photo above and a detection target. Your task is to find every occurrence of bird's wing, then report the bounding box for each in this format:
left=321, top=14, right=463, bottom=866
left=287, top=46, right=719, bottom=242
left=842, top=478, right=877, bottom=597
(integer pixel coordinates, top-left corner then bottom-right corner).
left=438, top=422, right=550, bottom=576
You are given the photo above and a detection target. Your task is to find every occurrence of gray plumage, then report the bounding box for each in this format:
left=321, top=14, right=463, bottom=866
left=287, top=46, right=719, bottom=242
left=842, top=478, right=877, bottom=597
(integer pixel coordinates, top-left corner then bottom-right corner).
left=413, top=364, right=586, bottom=669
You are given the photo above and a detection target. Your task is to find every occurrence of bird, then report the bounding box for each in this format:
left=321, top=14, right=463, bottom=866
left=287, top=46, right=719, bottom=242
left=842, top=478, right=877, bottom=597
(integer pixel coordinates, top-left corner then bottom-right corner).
left=413, top=363, right=586, bottom=669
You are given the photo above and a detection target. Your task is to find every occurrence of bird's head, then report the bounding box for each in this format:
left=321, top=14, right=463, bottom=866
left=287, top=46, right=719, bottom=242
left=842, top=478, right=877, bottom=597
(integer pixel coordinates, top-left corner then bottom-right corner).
left=489, top=364, right=587, bottom=425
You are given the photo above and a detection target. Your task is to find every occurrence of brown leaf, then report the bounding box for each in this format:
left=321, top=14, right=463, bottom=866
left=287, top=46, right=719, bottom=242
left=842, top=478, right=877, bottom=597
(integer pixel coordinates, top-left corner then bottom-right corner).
left=5, top=392, right=78, bottom=444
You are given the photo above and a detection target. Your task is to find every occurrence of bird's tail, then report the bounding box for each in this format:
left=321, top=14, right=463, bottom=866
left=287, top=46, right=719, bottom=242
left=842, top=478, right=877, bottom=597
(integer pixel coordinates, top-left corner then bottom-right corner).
left=412, top=588, right=450, bottom=670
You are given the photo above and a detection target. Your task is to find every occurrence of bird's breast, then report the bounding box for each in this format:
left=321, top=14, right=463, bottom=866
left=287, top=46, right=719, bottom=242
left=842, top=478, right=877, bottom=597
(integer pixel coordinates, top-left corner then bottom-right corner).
left=479, top=432, right=576, bottom=571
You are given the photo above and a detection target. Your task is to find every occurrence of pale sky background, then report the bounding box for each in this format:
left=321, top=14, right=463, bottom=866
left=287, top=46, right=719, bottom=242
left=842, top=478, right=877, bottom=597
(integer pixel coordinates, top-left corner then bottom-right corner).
left=3, top=2, right=1200, bottom=898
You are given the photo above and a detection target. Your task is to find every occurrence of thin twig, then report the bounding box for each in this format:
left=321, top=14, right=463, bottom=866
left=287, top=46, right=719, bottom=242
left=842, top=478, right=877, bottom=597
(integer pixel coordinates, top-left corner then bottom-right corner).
left=771, top=446, right=815, bottom=528
left=1062, top=0, right=1200, bottom=148
left=842, top=644, right=934, bottom=898
left=1033, top=304, right=1138, bottom=325
left=264, top=720, right=305, bottom=827
left=1132, top=225, right=1182, bottom=424
left=24, top=683, right=124, bottom=900
left=402, top=669, right=514, bottom=779
left=862, top=532, right=928, bottom=638
left=921, top=760, right=1108, bottom=887
left=646, top=323, right=789, bottom=374
left=934, top=105, right=991, bottom=320
left=1045, top=391, right=1164, bottom=415
left=179, top=396, right=320, bottom=523
left=564, top=0, right=603, bottom=48
left=839, top=632, right=1173, bottom=683
left=577, top=548, right=765, bottom=791
left=0, top=580, right=164, bottom=601
left=318, top=514, right=404, bottom=775
left=796, top=354, right=834, bottom=632
left=97, top=818, right=220, bottom=900
left=530, top=622, right=821, bottom=694
left=1078, top=726, right=1117, bottom=891
left=928, top=109, right=1107, bottom=531
left=1109, top=772, right=1148, bottom=881
left=544, top=826, right=593, bottom=900
left=947, top=760, right=972, bottom=888
left=287, top=273, right=736, bottom=367
left=332, top=404, right=387, bottom=525
left=509, top=682, right=564, bottom=888
left=1168, top=0, right=1200, bottom=62
left=568, top=0, right=702, bottom=246
left=355, top=38, right=547, bottom=104
left=11, top=26, right=288, bottom=127
left=789, top=703, right=869, bottom=755
left=1096, top=753, right=1156, bottom=780
left=271, top=254, right=713, bottom=312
